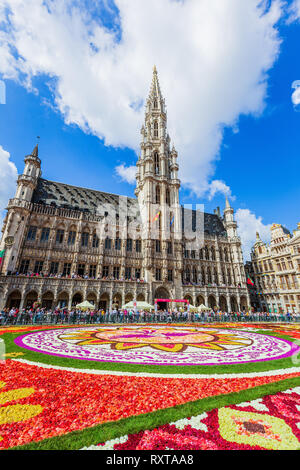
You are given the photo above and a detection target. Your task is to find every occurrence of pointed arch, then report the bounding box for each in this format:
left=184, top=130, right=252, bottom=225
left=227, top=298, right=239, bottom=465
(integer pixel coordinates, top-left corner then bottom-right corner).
left=214, top=268, right=218, bottom=285
left=166, top=188, right=170, bottom=206
left=154, top=151, right=160, bottom=175
left=155, top=185, right=161, bottom=204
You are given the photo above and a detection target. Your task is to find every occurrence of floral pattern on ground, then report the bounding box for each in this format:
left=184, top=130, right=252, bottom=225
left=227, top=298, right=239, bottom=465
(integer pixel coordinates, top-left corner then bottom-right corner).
left=94, top=387, right=300, bottom=450
left=14, top=326, right=300, bottom=365
left=1, top=359, right=300, bottom=448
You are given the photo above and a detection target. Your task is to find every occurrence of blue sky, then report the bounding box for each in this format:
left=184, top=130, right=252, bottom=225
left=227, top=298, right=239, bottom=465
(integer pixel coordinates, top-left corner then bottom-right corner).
left=0, top=0, right=299, bottom=259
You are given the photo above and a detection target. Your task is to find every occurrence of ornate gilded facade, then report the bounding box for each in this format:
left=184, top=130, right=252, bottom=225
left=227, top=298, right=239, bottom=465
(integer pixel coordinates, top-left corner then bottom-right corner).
left=0, top=68, right=250, bottom=312
left=251, top=224, right=300, bottom=313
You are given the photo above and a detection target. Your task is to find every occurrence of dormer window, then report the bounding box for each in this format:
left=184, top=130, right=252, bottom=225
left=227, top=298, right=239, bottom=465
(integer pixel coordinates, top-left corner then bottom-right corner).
left=154, top=99, right=158, bottom=109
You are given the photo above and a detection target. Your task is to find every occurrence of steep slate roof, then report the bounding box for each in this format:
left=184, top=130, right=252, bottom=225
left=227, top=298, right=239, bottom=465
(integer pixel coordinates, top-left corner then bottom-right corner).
left=32, top=178, right=141, bottom=222
left=32, top=178, right=227, bottom=236
left=181, top=207, right=227, bottom=237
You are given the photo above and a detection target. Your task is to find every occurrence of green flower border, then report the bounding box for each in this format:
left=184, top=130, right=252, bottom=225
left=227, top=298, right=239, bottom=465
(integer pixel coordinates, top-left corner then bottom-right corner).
left=2, top=326, right=300, bottom=375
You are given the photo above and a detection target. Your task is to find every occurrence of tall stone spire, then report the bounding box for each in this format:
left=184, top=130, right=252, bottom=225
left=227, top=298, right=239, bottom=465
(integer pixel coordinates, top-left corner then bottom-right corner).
left=148, top=65, right=163, bottom=102
left=225, top=196, right=231, bottom=210
left=135, top=66, right=182, bottom=286
left=31, top=144, right=39, bottom=158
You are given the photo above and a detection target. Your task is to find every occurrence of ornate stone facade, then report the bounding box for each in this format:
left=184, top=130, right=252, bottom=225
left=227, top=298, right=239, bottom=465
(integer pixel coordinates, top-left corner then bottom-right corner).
left=251, top=224, right=300, bottom=313
left=0, top=68, right=250, bottom=312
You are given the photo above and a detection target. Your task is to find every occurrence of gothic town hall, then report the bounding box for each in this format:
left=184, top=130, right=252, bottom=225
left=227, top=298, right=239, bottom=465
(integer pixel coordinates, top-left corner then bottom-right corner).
left=0, top=68, right=250, bottom=312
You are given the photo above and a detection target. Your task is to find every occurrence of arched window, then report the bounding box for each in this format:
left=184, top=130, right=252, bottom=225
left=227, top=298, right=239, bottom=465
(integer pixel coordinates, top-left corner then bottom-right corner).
left=170, top=212, right=174, bottom=232
left=199, top=248, right=204, bottom=260
left=201, top=268, right=206, bottom=285
left=166, top=189, right=170, bottom=206
left=155, top=185, right=160, bottom=204
left=193, top=267, right=197, bottom=283
left=207, top=268, right=212, bottom=284
left=153, top=99, right=158, bottom=109
left=224, top=248, right=229, bottom=262
left=227, top=269, right=232, bottom=285
left=205, top=246, right=209, bottom=260
left=186, top=267, right=191, bottom=283
left=154, top=152, right=160, bottom=175
left=154, top=121, right=159, bottom=138
left=211, top=247, right=216, bottom=261
left=214, top=268, right=218, bottom=284
left=92, top=232, right=99, bottom=248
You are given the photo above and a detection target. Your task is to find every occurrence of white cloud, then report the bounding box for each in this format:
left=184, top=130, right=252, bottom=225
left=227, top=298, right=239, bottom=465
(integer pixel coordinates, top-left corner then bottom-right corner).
left=235, top=208, right=272, bottom=261
left=207, top=180, right=235, bottom=201
left=0, top=0, right=284, bottom=196
left=0, top=145, right=18, bottom=230
left=292, top=80, right=300, bottom=110
left=115, top=163, right=136, bottom=184
left=287, top=0, right=300, bottom=23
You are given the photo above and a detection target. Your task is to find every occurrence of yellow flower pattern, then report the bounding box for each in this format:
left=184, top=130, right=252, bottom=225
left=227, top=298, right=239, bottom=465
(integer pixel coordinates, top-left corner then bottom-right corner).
left=0, top=382, right=43, bottom=441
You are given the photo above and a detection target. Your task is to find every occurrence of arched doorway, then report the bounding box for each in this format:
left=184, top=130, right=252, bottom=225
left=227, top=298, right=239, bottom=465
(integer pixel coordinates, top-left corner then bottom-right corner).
left=99, top=292, right=109, bottom=311
left=240, top=296, right=248, bottom=311
left=137, top=293, right=145, bottom=302
left=24, top=291, right=38, bottom=309
left=5, top=290, right=22, bottom=309
left=154, top=287, right=170, bottom=310
left=196, top=295, right=205, bottom=307
left=230, top=296, right=238, bottom=312
left=112, top=293, right=122, bottom=309
left=219, top=296, right=228, bottom=312
left=72, top=293, right=83, bottom=307
left=125, top=293, right=134, bottom=303
left=57, top=291, right=69, bottom=308
left=87, top=292, right=97, bottom=306
left=41, top=291, right=54, bottom=309
left=181, top=295, right=193, bottom=310
left=208, top=295, right=216, bottom=310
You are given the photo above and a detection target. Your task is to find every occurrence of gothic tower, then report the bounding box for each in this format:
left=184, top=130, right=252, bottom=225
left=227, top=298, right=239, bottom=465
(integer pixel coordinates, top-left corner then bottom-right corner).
left=0, top=144, right=41, bottom=275
left=223, top=196, right=249, bottom=301
left=135, top=67, right=182, bottom=288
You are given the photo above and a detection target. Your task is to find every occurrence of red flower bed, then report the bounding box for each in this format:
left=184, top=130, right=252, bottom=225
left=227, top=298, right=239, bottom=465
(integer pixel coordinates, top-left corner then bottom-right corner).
left=0, top=359, right=300, bottom=448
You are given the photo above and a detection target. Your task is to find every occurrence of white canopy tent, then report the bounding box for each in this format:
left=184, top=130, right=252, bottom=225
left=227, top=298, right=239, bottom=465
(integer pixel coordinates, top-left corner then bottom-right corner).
left=75, top=300, right=95, bottom=311
left=121, top=301, right=155, bottom=311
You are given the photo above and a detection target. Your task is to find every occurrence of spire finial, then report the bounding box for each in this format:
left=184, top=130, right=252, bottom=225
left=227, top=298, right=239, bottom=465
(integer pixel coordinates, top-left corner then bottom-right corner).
left=225, top=196, right=231, bottom=209
left=153, top=64, right=157, bottom=74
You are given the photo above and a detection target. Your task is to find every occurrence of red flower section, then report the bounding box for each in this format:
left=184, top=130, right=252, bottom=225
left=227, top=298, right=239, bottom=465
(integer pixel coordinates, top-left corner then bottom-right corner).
left=0, top=360, right=300, bottom=448
left=108, top=389, right=300, bottom=450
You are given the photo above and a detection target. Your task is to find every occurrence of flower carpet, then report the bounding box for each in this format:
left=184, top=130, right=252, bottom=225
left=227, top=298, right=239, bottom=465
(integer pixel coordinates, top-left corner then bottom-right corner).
left=0, top=322, right=300, bottom=450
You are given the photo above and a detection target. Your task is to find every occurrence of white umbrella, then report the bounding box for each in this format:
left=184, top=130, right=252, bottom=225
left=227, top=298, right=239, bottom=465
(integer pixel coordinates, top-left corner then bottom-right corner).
left=76, top=300, right=95, bottom=311
left=122, top=301, right=155, bottom=311
left=188, top=304, right=199, bottom=312
left=198, top=304, right=211, bottom=312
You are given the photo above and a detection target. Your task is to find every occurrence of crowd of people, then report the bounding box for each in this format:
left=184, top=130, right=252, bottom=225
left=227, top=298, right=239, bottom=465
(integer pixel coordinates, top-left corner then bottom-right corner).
left=1, top=306, right=299, bottom=326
